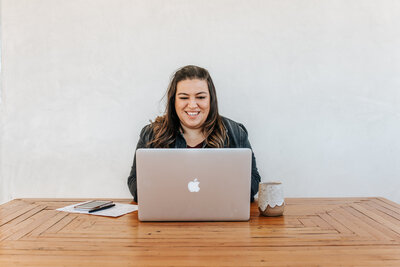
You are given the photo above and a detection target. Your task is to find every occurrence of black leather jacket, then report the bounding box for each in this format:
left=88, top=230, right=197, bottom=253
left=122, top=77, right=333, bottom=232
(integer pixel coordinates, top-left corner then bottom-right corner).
left=127, top=116, right=261, bottom=202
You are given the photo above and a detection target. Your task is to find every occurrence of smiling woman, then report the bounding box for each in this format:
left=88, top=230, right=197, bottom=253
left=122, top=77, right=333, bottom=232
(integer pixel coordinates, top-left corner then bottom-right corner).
left=127, top=65, right=261, bottom=202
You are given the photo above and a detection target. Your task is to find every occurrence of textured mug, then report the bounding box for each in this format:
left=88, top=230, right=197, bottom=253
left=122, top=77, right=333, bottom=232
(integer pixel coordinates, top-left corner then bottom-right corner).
left=258, top=182, right=285, bottom=216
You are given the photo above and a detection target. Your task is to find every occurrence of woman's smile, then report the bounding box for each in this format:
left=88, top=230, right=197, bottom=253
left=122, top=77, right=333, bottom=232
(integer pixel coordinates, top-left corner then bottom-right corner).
left=185, top=111, right=200, bottom=118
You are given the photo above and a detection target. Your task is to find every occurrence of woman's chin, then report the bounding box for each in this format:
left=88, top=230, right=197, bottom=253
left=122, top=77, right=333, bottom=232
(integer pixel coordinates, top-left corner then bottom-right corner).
left=182, top=121, right=203, bottom=130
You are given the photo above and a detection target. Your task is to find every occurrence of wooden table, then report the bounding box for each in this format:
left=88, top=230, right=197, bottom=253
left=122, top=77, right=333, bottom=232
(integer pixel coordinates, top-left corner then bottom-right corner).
left=1, top=197, right=399, bottom=266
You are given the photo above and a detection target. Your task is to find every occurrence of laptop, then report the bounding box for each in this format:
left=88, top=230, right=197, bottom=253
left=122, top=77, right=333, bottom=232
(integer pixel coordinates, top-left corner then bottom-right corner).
left=136, top=148, right=252, bottom=221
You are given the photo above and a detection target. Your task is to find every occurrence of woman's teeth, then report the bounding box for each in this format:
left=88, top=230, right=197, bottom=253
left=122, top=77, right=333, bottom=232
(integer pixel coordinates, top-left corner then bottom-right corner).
left=187, top=112, right=199, bottom=116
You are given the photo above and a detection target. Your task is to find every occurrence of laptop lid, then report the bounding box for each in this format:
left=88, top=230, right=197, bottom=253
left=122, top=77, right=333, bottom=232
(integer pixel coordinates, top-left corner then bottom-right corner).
left=136, top=148, right=251, bottom=221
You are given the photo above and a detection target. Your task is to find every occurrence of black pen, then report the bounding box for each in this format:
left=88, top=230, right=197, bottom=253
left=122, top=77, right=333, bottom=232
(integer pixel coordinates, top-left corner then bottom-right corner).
left=88, top=204, right=116, bottom=213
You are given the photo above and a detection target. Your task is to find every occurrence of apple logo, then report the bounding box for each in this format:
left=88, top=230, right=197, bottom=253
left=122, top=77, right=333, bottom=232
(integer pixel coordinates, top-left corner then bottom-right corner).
left=188, top=178, right=200, bottom=192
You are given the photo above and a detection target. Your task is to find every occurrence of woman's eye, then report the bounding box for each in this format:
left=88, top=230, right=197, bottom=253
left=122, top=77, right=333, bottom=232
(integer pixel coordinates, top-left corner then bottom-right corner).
left=197, top=96, right=206, bottom=99
left=179, top=97, right=189, bottom=100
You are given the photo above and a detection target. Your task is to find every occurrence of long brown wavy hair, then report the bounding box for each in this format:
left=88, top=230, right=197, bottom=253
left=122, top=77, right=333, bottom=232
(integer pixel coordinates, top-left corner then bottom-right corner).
left=148, top=65, right=227, bottom=148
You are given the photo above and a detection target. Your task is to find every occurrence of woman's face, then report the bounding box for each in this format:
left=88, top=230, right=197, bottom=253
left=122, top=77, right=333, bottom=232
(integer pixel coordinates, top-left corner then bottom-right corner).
left=175, top=79, right=210, bottom=130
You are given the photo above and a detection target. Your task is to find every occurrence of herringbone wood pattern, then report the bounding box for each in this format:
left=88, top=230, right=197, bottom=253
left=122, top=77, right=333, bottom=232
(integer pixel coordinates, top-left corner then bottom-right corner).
left=0, top=197, right=399, bottom=266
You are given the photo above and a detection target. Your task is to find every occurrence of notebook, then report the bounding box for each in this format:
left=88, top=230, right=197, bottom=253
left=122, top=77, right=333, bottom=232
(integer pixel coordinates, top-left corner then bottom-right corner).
left=136, top=148, right=251, bottom=221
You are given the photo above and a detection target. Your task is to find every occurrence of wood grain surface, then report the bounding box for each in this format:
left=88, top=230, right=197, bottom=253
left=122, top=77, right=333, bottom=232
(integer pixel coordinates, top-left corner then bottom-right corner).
left=0, top=197, right=399, bottom=266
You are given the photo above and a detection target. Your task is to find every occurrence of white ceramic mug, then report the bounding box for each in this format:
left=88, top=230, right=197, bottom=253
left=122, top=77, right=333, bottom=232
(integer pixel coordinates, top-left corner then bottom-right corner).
left=258, top=182, right=285, bottom=216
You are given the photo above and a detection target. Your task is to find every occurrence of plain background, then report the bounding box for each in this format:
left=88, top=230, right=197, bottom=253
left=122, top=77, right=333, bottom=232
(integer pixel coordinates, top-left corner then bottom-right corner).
left=1, top=0, right=399, bottom=204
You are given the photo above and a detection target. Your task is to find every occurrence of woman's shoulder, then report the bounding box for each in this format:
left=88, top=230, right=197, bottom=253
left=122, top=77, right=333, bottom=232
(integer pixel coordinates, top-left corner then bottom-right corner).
left=139, top=115, right=165, bottom=136
left=220, top=116, right=248, bottom=135
left=139, top=124, right=152, bottom=137
left=136, top=124, right=153, bottom=147
left=220, top=116, right=250, bottom=148
left=138, top=115, right=169, bottom=146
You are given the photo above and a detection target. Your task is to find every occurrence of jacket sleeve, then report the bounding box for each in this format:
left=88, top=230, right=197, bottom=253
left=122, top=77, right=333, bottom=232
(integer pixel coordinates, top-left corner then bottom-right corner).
left=238, top=123, right=261, bottom=202
left=127, top=125, right=151, bottom=203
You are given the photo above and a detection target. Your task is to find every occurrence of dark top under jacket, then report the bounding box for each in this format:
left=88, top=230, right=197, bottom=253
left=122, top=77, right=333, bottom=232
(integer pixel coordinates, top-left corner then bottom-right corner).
left=127, top=116, right=261, bottom=202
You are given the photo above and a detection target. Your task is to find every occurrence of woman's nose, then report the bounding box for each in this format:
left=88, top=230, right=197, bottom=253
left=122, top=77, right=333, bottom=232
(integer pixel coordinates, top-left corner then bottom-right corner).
left=188, top=99, right=198, bottom=108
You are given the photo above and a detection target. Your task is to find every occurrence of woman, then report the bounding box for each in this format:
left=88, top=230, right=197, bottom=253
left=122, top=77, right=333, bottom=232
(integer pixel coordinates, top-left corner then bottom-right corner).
left=127, top=65, right=261, bottom=202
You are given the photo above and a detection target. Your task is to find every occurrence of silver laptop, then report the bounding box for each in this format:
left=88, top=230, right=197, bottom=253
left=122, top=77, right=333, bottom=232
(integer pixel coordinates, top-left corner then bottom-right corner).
left=136, top=148, right=252, bottom=221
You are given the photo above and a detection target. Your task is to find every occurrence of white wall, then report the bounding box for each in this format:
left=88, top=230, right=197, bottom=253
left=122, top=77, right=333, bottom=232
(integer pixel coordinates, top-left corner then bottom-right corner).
left=1, top=0, right=399, bottom=204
